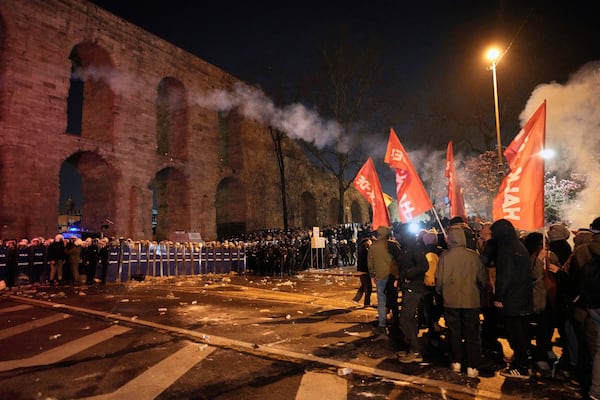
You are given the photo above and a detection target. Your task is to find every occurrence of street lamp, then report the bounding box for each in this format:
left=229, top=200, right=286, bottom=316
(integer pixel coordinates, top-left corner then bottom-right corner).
left=486, top=47, right=503, bottom=175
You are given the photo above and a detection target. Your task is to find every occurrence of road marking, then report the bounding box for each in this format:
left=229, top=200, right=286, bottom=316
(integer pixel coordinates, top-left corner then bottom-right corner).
left=83, top=342, right=216, bottom=400
left=3, top=293, right=509, bottom=399
left=0, top=304, right=33, bottom=314
left=0, top=313, right=71, bottom=340
left=0, top=325, right=130, bottom=372
left=296, top=371, right=347, bottom=400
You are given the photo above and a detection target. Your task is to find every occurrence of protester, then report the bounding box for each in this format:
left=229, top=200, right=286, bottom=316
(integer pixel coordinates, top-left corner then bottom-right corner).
left=568, top=217, right=600, bottom=399
left=522, top=231, right=561, bottom=372
left=436, top=227, right=487, bottom=377
left=352, top=232, right=373, bottom=307
left=477, top=222, right=503, bottom=363
left=421, top=230, right=444, bottom=345
left=395, top=224, right=428, bottom=364
left=490, top=218, right=534, bottom=379
left=367, top=225, right=399, bottom=336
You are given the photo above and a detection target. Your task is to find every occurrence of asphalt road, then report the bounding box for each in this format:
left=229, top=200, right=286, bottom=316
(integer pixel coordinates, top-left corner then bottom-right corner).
left=0, top=268, right=583, bottom=399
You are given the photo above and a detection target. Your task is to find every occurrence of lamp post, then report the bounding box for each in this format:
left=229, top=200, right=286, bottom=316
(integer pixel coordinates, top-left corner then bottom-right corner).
left=486, top=47, right=503, bottom=175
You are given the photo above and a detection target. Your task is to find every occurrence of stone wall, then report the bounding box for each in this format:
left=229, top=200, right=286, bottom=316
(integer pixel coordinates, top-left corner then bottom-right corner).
left=0, top=0, right=368, bottom=241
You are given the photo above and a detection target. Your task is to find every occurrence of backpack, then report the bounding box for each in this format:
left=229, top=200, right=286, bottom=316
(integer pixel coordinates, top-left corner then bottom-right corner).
left=579, top=245, right=600, bottom=307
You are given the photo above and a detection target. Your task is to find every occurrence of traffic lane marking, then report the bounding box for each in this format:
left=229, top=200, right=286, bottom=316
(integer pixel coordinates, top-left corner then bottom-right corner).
left=0, top=313, right=71, bottom=341
left=0, top=325, right=131, bottom=372
left=82, top=341, right=215, bottom=400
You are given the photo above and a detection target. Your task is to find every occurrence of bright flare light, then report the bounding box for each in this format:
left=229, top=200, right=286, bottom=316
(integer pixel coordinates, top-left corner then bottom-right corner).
left=540, top=148, right=556, bottom=159
left=408, top=223, right=421, bottom=234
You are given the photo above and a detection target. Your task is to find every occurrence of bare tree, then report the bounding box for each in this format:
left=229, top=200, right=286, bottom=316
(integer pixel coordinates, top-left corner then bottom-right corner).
left=269, top=126, right=290, bottom=230
left=298, top=30, right=394, bottom=224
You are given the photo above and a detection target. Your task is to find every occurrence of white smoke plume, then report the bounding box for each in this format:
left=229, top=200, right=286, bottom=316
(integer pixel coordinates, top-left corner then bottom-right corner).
left=193, top=82, right=343, bottom=149
left=520, top=61, right=600, bottom=229
left=76, top=65, right=345, bottom=149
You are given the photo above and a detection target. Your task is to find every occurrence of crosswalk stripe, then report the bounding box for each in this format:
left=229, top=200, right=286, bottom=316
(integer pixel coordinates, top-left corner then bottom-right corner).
left=83, top=342, right=216, bottom=400
left=296, top=371, right=348, bottom=400
left=0, top=313, right=71, bottom=340
left=0, top=304, right=33, bottom=314
left=0, top=325, right=130, bottom=372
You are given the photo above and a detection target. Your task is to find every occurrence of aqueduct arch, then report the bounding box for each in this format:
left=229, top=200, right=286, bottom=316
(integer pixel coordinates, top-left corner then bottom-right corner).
left=152, top=167, right=189, bottom=241
left=216, top=177, right=247, bottom=240
left=62, top=151, right=117, bottom=236
left=66, top=42, right=115, bottom=142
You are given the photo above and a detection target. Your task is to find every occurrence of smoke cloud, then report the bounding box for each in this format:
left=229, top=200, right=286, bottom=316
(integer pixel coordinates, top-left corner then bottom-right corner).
left=76, top=65, right=345, bottom=150
left=192, top=82, right=343, bottom=149
left=520, top=61, right=600, bottom=228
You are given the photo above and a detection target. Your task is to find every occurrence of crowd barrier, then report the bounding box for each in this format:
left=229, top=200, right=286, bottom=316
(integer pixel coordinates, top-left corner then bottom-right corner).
left=0, top=242, right=247, bottom=285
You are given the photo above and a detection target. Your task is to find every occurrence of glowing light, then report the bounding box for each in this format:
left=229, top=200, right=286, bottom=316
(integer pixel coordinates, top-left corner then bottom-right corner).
left=408, top=223, right=421, bottom=234
left=486, top=47, right=501, bottom=62
left=540, top=148, right=556, bottom=159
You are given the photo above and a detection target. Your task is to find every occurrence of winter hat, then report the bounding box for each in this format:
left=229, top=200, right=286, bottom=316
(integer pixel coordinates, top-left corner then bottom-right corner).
left=547, top=223, right=570, bottom=242
left=422, top=231, right=438, bottom=246
left=449, top=216, right=466, bottom=225
left=574, top=230, right=593, bottom=247
left=591, top=217, right=600, bottom=234
left=375, top=225, right=391, bottom=238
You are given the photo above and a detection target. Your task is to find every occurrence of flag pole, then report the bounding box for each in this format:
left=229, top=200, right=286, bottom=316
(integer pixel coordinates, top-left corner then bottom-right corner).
left=431, top=208, right=447, bottom=239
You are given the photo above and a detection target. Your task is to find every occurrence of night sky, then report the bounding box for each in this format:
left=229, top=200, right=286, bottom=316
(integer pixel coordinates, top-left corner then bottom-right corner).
left=84, top=0, right=600, bottom=150
left=70, top=0, right=600, bottom=216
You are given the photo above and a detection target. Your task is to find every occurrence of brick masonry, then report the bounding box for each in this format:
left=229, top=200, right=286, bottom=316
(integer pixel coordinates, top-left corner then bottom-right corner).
left=0, top=0, right=368, bottom=241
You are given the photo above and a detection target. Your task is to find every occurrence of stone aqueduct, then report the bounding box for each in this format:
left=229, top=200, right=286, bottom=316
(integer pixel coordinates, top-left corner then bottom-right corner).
left=0, top=0, right=368, bottom=241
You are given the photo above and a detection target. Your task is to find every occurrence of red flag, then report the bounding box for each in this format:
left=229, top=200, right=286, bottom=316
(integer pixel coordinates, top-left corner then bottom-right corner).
left=384, top=128, right=433, bottom=222
left=493, top=101, right=546, bottom=230
left=352, top=157, right=391, bottom=230
left=445, top=141, right=466, bottom=221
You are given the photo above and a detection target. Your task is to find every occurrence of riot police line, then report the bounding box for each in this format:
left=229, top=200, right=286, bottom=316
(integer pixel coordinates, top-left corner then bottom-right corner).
left=0, top=224, right=364, bottom=287
left=0, top=239, right=246, bottom=286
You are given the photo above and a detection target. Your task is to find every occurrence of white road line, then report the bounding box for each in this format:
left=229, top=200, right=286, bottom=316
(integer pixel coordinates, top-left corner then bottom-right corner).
left=0, top=325, right=130, bottom=372
left=0, top=313, right=71, bottom=340
left=83, top=342, right=216, bottom=400
left=296, top=371, right=347, bottom=400
left=0, top=304, right=33, bottom=314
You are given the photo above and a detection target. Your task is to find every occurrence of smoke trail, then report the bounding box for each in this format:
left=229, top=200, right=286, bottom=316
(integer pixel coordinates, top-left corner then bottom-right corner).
left=520, top=61, right=600, bottom=228
left=76, top=65, right=345, bottom=149
left=193, top=82, right=343, bottom=149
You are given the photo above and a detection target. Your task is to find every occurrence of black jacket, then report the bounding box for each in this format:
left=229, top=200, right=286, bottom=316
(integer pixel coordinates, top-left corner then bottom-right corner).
left=490, top=219, right=533, bottom=316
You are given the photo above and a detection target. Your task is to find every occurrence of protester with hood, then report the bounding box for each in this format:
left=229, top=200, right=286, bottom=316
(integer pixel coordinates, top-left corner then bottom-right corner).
left=490, top=219, right=533, bottom=379
left=436, top=227, right=487, bottom=378
left=569, top=217, right=600, bottom=400
left=368, top=225, right=398, bottom=336
left=394, top=223, right=428, bottom=364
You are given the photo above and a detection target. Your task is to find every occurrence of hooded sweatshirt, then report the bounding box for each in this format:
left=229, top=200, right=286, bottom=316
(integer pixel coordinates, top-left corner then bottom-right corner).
left=490, top=219, right=533, bottom=316
left=436, top=227, right=487, bottom=308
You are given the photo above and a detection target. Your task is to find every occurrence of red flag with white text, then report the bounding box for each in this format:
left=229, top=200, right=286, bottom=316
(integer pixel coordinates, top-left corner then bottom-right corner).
left=352, top=157, right=391, bottom=230
left=492, top=101, right=546, bottom=230
left=445, top=141, right=466, bottom=221
left=384, top=128, right=433, bottom=223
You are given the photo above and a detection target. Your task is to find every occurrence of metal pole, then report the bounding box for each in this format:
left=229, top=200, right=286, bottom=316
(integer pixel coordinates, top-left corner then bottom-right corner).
left=491, top=62, right=503, bottom=174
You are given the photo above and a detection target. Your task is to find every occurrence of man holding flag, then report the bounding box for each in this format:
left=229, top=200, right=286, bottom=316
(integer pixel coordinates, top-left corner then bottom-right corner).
left=489, top=101, right=547, bottom=379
